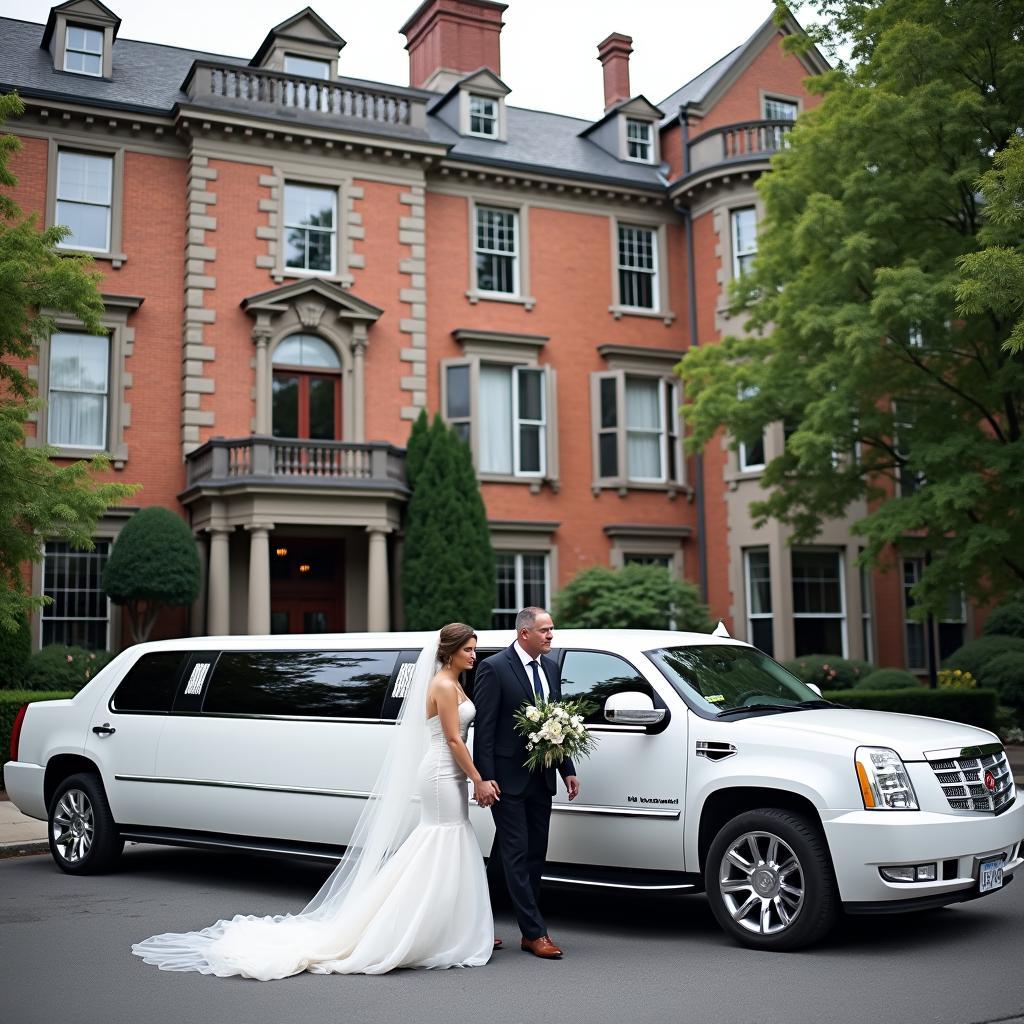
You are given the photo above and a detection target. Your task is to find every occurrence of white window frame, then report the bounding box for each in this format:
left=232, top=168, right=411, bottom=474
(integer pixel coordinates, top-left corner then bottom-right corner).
left=616, top=223, right=659, bottom=311
left=744, top=548, right=774, bottom=654
left=907, top=324, right=924, bottom=348
left=474, top=205, right=519, bottom=297
left=40, top=539, right=112, bottom=650
left=492, top=550, right=550, bottom=629
left=64, top=23, right=104, bottom=77
left=791, top=549, right=848, bottom=657
left=512, top=365, right=547, bottom=478
left=468, top=94, right=499, bottom=137
left=592, top=370, right=683, bottom=488
left=46, top=331, right=110, bottom=452
left=625, top=118, right=653, bottom=163
left=282, top=181, right=338, bottom=276
left=731, top=206, right=758, bottom=279
left=55, top=149, right=113, bottom=254
left=763, top=96, right=799, bottom=121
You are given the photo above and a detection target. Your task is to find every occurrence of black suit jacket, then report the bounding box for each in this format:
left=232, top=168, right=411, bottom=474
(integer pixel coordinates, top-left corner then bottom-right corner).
left=473, top=643, right=576, bottom=797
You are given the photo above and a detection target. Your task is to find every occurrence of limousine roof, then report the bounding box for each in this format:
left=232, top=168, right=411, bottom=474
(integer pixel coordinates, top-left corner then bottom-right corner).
left=122, top=629, right=752, bottom=657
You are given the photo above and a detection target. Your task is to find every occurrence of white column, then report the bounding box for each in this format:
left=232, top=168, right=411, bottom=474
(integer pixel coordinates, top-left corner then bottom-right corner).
left=366, top=526, right=390, bottom=632
left=207, top=527, right=231, bottom=636
left=352, top=329, right=367, bottom=443
left=246, top=524, right=273, bottom=635
left=253, top=328, right=272, bottom=435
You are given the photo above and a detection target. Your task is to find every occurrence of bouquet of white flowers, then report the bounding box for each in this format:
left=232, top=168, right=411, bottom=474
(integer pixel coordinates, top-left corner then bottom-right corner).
left=512, top=697, right=599, bottom=771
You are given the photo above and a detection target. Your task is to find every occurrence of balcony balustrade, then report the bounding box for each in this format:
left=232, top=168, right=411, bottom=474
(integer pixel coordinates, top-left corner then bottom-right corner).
left=686, top=119, right=795, bottom=177
left=185, top=436, right=407, bottom=491
left=183, top=61, right=427, bottom=131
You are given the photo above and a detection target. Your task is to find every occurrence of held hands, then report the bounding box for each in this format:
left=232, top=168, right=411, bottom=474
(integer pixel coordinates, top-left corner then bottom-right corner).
left=474, top=779, right=501, bottom=807
left=564, top=775, right=580, bottom=801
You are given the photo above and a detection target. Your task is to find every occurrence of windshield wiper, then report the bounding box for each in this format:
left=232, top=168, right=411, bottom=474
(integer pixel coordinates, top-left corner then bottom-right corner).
left=716, top=703, right=803, bottom=717
left=796, top=699, right=841, bottom=709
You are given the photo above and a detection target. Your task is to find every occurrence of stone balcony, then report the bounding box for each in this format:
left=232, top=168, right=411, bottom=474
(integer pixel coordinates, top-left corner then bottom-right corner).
left=184, top=436, right=407, bottom=493
left=684, top=119, right=795, bottom=181
left=181, top=60, right=429, bottom=137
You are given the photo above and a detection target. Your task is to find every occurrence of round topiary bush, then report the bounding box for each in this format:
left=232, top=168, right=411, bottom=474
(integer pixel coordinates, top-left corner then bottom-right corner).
left=856, top=668, right=921, bottom=690
left=0, top=617, right=31, bottom=689
left=23, top=645, right=115, bottom=692
left=979, top=652, right=1024, bottom=707
left=981, top=603, right=1024, bottom=640
left=942, top=636, right=1024, bottom=683
left=781, top=655, right=874, bottom=690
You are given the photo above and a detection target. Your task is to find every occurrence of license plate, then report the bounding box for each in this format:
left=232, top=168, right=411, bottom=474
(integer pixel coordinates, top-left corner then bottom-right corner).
left=979, top=857, right=1004, bottom=893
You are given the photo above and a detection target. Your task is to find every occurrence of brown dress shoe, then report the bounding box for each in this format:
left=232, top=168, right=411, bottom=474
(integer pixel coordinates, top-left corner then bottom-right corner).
left=520, top=935, right=562, bottom=958
left=493, top=938, right=503, bottom=950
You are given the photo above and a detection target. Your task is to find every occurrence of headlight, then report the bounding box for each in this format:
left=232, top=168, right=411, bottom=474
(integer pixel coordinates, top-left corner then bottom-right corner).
left=854, top=746, right=919, bottom=810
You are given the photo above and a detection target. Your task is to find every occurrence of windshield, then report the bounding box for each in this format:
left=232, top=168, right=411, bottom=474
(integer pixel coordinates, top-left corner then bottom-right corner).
left=647, top=644, right=826, bottom=715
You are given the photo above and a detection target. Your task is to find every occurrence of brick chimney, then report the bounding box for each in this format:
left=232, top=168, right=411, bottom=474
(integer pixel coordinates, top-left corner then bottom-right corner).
left=401, top=0, right=508, bottom=92
left=597, top=32, right=633, bottom=111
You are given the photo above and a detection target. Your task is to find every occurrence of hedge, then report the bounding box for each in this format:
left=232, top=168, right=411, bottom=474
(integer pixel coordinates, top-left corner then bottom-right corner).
left=942, top=636, right=1024, bottom=686
left=822, top=688, right=998, bottom=732
left=1, top=690, right=75, bottom=786
left=23, top=646, right=115, bottom=692
left=855, top=668, right=921, bottom=690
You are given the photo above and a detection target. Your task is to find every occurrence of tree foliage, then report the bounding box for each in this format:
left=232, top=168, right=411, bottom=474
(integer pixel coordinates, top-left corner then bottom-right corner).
left=0, top=91, right=139, bottom=633
left=679, top=0, right=1024, bottom=614
left=102, top=507, right=200, bottom=642
left=401, top=415, right=495, bottom=630
left=554, top=564, right=713, bottom=632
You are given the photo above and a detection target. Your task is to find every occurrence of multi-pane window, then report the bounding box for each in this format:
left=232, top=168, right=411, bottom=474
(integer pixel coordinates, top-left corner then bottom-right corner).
left=478, top=364, right=546, bottom=476
left=47, top=332, right=109, bottom=450
left=737, top=385, right=765, bottom=471
left=469, top=94, right=498, bottom=137
left=792, top=550, right=846, bottom=656
left=271, top=334, right=341, bottom=440
left=903, top=557, right=926, bottom=670
left=744, top=549, right=774, bottom=655
left=595, top=373, right=681, bottom=484
left=64, top=24, right=103, bottom=76
left=283, top=54, right=330, bottom=79
left=763, top=97, right=799, bottom=121
left=493, top=552, right=549, bottom=629
left=475, top=206, right=518, bottom=294
left=617, top=225, right=657, bottom=309
left=731, top=207, right=757, bottom=278
left=42, top=540, right=111, bottom=649
left=56, top=150, right=113, bottom=252
left=625, top=118, right=653, bottom=162
left=445, top=364, right=471, bottom=445
left=284, top=183, right=336, bottom=274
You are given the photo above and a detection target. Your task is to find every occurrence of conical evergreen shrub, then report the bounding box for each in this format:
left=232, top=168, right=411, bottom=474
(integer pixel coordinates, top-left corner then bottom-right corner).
left=405, top=409, right=431, bottom=491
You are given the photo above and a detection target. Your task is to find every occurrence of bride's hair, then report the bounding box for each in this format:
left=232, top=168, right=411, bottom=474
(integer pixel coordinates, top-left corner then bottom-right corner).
left=436, top=622, right=477, bottom=665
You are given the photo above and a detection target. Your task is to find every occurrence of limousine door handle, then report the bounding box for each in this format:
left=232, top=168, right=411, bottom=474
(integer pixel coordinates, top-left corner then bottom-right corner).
left=92, top=724, right=116, bottom=736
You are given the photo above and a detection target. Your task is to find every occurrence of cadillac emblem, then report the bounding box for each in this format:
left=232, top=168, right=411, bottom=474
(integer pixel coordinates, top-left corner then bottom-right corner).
left=984, top=769, right=996, bottom=792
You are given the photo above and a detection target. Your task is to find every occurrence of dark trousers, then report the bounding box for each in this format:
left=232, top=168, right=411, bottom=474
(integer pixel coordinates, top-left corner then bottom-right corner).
left=490, top=772, right=552, bottom=940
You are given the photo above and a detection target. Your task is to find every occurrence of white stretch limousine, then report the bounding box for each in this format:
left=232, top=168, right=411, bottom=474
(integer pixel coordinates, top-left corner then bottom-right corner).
left=5, top=629, right=1023, bottom=950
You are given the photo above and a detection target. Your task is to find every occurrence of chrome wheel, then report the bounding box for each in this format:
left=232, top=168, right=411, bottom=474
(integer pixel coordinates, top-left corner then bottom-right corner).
left=718, top=829, right=804, bottom=935
left=51, top=788, right=95, bottom=865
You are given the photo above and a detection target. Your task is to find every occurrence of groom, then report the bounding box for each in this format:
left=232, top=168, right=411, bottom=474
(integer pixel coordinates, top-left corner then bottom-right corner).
left=473, top=606, right=580, bottom=959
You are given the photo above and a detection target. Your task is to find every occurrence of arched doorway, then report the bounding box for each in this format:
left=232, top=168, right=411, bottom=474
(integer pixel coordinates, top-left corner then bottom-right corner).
left=271, top=333, right=341, bottom=439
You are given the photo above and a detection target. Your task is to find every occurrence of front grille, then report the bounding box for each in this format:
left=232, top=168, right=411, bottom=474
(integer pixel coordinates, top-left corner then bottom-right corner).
left=929, top=750, right=1015, bottom=813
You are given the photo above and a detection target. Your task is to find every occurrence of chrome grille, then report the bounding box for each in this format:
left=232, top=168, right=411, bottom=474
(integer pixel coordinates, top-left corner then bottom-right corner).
left=928, top=749, right=1014, bottom=813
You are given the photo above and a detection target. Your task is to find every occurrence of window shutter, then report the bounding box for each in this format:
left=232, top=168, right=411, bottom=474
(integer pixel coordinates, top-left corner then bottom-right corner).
left=545, top=366, right=559, bottom=486
left=591, top=371, right=623, bottom=487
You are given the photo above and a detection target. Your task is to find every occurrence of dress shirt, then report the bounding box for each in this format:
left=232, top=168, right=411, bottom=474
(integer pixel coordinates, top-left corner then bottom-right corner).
left=514, top=641, right=550, bottom=701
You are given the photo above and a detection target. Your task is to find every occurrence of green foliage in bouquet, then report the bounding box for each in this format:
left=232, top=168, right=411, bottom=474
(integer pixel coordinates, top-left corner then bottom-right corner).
left=513, top=697, right=599, bottom=772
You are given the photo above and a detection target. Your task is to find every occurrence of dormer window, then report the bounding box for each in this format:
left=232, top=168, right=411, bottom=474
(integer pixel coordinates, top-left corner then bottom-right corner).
left=283, top=54, right=330, bottom=80
left=64, top=23, right=103, bottom=76
left=468, top=94, right=498, bottom=137
left=625, top=118, right=653, bottom=162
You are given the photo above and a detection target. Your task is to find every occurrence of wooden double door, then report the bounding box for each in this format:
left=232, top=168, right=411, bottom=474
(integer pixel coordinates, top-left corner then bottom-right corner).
left=270, top=538, right=345, bottom=634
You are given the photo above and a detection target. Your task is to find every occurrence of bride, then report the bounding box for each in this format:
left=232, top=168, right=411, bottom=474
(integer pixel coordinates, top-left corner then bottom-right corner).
left=131, top=624, right=500, bottom=979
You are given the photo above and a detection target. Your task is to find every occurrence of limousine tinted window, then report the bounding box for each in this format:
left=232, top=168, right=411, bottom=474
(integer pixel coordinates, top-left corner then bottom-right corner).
left=111, top=651, right=186, bottom=713
left=203, top=651, right=398, bottom=718
left=560, top=650, right=653, bottom=724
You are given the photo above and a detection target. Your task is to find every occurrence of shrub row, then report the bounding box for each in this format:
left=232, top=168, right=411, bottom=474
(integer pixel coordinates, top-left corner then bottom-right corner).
left=822, top=688, right=999, bottom=732
left=1, top=691, right=76, bottom=785
left=1, top=646, right=115, bottom=693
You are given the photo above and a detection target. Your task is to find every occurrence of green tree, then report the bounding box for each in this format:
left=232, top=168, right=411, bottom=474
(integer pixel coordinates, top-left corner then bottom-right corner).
left=405, top=408, right=431, bottom=491
left=679, top=0, right=1024, bottom=616
left=555, top=564, right=714, bottom=632
left=102, top=507, right=200, bottom=642
left=401, top=416, right=495, bottom=630
left=0, top=92, right=138, bottom=634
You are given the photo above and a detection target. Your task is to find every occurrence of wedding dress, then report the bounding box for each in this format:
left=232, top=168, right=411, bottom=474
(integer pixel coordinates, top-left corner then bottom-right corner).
left=131, top=643, right=493, bottom=979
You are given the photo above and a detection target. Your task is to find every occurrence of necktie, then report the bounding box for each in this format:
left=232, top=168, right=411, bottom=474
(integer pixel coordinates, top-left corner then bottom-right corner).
left=528, top=660, right=544, bottom=701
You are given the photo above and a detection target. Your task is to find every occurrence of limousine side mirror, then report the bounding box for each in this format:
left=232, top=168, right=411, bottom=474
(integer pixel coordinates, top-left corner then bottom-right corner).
left=806, top=683, right=823, bottom=697
left=604, top=691, right=666, bottom=726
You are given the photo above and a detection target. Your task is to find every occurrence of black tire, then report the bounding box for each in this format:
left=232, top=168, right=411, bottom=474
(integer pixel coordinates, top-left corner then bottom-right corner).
left=48, top=772, right=124, bottom=875
left=705, top=808, right=838, bottom=951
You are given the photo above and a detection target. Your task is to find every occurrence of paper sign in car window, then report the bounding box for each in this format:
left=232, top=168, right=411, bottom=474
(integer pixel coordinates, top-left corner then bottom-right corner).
left=705, top=694, right=726, bottom=703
